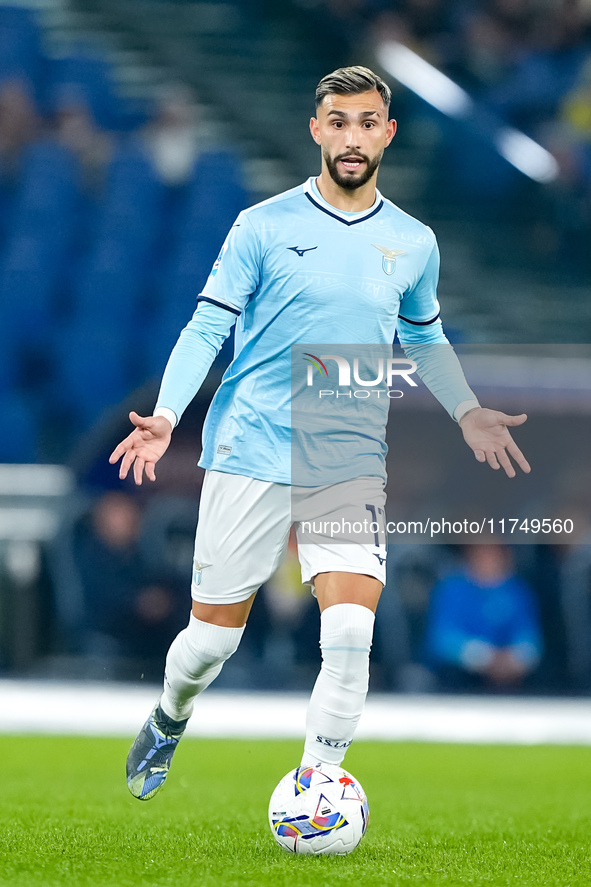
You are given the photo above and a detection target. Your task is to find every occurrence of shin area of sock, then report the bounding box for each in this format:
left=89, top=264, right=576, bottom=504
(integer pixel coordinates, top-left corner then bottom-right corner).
left=302, top=603, right=375, bottom=766
left=161, top=615, right=245, bottom=721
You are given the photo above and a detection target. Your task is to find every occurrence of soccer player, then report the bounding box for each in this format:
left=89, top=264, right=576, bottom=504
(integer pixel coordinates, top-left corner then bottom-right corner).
left=110, top=66, right=531, bottom=800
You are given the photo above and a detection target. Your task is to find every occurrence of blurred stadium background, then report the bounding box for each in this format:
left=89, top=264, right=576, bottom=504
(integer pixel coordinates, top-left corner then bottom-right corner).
left=0, top=0, right=591, bottom=728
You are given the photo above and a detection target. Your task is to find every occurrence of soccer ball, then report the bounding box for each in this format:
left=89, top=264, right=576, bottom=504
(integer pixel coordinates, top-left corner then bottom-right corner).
left=268, top=763, right=369, bottom=855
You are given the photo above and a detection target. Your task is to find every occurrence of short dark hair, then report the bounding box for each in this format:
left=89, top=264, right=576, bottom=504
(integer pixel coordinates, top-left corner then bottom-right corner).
left=315, top=65, right=391, bottom=109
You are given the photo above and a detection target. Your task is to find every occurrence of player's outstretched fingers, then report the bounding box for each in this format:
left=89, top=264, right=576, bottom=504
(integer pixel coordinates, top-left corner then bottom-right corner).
left=109, top=435, right=132, bottom=464
left=507, top=440, right=531, bottom=474
left=129, top=410, right=147, bottom=428
left=496, top=447, right=516, bottom=478
left=503, top=412, right=527, bottom=426
left=485, top=450, right=501, bottom=470
left=119, top=448, right=136, bottom=480
left=145, top=461, right=157, bottom=482
left=474, top=449, right=486, bottom=464
left=133, top=457, right=145, bottom=486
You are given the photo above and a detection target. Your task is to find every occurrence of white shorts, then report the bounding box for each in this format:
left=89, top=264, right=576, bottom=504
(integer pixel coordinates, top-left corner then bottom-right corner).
left=191, top=470, right=387, bottom=605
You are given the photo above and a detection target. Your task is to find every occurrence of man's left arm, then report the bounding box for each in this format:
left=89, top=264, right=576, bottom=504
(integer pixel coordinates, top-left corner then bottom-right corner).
left=397, top=236, right=530, bottom=478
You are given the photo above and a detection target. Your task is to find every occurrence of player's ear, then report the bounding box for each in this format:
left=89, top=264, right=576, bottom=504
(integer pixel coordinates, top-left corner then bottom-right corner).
left=310, top=116, right=322, bottom=145
left=385, top=118, right=397, bottom=146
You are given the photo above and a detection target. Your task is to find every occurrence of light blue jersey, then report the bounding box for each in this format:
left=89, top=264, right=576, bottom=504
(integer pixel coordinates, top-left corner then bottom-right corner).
left=156, top=178, right=476, bottom=484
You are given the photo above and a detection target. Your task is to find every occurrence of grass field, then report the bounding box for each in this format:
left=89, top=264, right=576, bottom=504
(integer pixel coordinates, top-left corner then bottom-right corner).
left=1, top=737, right=590, bottom=887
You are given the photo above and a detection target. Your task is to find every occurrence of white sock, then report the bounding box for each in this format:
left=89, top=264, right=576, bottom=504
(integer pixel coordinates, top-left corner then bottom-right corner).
left=302, top=602, right=375, bottom=767
left=160, top=614, right=245, bottom=721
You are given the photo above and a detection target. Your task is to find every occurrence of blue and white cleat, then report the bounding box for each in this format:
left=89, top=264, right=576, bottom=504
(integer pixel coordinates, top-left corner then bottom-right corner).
left=126, top=702, right=188, bottom=800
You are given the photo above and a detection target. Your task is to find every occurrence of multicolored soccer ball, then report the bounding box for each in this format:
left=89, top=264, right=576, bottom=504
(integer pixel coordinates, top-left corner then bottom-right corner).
left=268, top=764, right=369, bottom=855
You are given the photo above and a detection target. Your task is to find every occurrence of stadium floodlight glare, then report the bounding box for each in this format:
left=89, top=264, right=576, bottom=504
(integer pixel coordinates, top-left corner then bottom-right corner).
left=495, top=126, right=559, bottom=184
left=377, top=40, right=473, bottom=119
left=377, top=40, right=559, bottom=184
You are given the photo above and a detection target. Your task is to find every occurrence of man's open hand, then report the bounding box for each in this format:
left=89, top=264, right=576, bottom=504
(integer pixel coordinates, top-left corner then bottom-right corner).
left=109, top=411, right=173, bottom=485
left=459, top=407, right=531, bottom=478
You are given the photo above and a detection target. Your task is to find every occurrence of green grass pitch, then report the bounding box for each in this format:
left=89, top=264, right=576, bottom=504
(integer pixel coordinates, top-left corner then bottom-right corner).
left=1, top=736, right=590, bottom=886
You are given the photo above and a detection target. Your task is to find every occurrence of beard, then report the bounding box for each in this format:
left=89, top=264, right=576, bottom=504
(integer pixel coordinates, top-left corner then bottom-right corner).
left=323, top=147, right=383, bottom=190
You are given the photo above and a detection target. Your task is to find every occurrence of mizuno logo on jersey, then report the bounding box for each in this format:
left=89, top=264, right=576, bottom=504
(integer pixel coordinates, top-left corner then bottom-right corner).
left=287, top=245, right=318, bottom=257
left=372, top=243, right=406, bottom=275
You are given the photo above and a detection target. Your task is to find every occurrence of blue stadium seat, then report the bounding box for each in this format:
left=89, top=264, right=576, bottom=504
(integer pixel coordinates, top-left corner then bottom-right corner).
left=72, top=144, right=164, bottom=329
left=94, top=143, right=164, bottom=248
left=0, top=5, right=41, bottom=32
left=58, top=145, right=166, bottom=425
left=0, top=391, right=37, bottom=462
left=0, top=6, right=43, bottom=77
left=54, top=318, right=133, bottom=429
left=48, top=49, right=124, bottom=130
left=0, top=141, right=80, bottom=335
left=182, top=149, right=248, bottom=237
left=10, top=140, right=80, bottom=237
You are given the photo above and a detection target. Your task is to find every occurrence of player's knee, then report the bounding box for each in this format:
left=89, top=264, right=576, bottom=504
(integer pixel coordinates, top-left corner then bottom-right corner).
left=319, top=603, right=375, bottom=684
left=320, top=602, right=376, bottom=648
left=182, top=615, right=244, bottom=671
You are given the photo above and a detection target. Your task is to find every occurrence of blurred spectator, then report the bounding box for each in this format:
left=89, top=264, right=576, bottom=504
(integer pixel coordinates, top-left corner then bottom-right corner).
left=140, top=83, right=203, bottom=186
left=72, top=491, right=185, bottom=675
left=0, top=76, right=38, bottom=242
left=52, top=102, right=112, bottom=191
left=486, top=0, right=535, bottom=45
left=457, top=11, right=515, bottom=91
left=561, top=537, right=591, bottom=692
left=43, top=46, right=132, bottom=195
left=0, top=77, right=37, bottom=183
left=539, top=121, right=591, bottom=268
left=424, top=544, right=543, bottom=692
left=562, top=56, right=591, bottom=145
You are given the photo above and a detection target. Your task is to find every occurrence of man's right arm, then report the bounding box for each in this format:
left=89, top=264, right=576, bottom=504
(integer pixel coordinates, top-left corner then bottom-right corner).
left=155, top=211, right=260, bottom=424
left=109, top=301, right=237, bottom=484
left=110, top=209, right=260, bottom=483
left=154, top=300, right=237, bottom=426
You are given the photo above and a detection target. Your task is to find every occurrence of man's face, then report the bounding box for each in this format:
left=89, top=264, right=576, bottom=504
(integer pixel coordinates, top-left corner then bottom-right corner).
left=310, top=89, right=396, bottom=190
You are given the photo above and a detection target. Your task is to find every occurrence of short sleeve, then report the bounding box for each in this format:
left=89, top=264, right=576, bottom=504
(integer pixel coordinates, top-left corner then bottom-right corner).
left=198, top=211, right=261, bottom=315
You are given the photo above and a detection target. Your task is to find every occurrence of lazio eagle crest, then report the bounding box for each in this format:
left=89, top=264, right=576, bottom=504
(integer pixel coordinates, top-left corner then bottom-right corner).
left=372, top=243, right=406, bottom=275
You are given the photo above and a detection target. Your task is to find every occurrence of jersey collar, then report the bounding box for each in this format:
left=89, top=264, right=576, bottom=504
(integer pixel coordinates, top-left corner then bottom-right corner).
left=303, top=177, right=384, bottom=226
